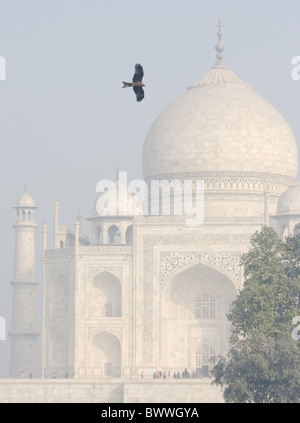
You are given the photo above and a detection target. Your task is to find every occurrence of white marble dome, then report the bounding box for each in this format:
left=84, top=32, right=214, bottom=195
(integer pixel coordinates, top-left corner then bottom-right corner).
left=15, top=190, right=36, bottom=208
left=143, top=61, right=298, bottom=181
left=277, top=181, right=300, bottom=215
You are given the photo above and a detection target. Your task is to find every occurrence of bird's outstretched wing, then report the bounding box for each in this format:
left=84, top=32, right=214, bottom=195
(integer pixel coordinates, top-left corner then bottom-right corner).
left=133, top=64, right=144, bottom=83
left=133, top=86, right=144, bottom=102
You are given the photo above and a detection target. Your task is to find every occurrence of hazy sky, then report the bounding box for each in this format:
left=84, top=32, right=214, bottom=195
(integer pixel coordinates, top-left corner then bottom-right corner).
left=0, top=0, right=299, bottom=377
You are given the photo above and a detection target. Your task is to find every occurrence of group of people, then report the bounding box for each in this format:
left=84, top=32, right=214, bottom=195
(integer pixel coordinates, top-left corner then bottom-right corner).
left=150, top=367, right=209, bottom=380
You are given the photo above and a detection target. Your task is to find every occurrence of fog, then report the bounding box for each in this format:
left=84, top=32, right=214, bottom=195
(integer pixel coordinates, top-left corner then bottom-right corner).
left=0, top=0, right=299, bottom=378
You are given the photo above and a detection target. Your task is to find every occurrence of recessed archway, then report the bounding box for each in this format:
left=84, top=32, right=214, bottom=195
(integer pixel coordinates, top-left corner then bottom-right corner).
left=108, top=224, right=121, bottom=244
left=160, top=261, right=237, bottom=372
left=88, top=271, right=122, bottom=318
left=92, top=331, right=121, bottom=377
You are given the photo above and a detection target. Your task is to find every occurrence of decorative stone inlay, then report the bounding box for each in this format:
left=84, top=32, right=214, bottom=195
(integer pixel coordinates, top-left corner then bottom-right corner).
left=160, top=251, right=242, bottom=284
left=80, top=246, right=132, bottom=254
left=160, top=252, right=198, bottom=281
left=135, top=215, right=266, bottom=225
left=144, top=233, right=251, bottom=246
left=45, top=248, right=74, bottom=257
left=145, top=172, right=294, bottom=194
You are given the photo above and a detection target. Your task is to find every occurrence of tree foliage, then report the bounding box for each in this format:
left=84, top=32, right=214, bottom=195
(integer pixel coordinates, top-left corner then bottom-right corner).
left=212, top=225, right=300, bottom=403
left=212, top=330, right=300, bottom=403
left=228, top=226, right=300, bottom=338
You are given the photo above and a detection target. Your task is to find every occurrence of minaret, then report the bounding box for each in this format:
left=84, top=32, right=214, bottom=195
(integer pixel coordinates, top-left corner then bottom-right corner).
left=10, top=189, right=39, bottom=378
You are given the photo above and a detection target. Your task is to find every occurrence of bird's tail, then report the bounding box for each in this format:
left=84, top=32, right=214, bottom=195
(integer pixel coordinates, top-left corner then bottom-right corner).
left=122, top=81, right=133, bottom=88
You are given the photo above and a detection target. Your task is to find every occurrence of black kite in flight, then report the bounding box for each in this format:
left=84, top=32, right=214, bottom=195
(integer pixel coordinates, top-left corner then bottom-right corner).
left=122, top=64, right=145, bottom=102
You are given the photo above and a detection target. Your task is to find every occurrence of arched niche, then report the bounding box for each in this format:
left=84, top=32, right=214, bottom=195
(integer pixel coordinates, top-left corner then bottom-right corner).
left=92, top=331, right=121, bottom=377
left=88, top=271, right=122, bottom=318
left=107, top=224, right=121, bottom=244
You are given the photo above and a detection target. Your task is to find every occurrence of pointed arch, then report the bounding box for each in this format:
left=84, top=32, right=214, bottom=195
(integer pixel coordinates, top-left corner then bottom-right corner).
left=161, top=253, right=241, bottom=293
left=92, top=331, right=121, bottom=377
left=88, top=271, right=122, bottom=318
left=108, top=224, right=121, bottom=244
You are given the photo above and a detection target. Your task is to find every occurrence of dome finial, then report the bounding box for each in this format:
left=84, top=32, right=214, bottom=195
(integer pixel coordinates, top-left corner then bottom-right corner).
left=215, top=18, right=224, bottom=64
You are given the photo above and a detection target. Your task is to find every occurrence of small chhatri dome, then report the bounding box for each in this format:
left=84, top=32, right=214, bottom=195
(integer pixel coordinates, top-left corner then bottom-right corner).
left=15, top=189, right=36, bottom=208
left=142, top=24, right=298, bottom=181
left=277, top=181, right=300, bottom=215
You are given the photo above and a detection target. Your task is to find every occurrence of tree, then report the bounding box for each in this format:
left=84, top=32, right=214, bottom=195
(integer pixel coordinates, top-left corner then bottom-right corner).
left=212, top=330, right=300, bottom=403
left=211, top=225, right=300, bottom=403
left=228, top=226, right=300, bottom=338
left=283, top=223, right=300, bottom=280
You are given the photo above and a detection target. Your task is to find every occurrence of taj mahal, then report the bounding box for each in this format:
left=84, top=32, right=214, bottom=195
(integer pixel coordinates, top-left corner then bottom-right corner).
left=1, top=27, right=300, bottom=403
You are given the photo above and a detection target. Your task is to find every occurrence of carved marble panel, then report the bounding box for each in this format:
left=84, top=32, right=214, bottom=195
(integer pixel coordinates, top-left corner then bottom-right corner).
left=160, top=251, right=242, bottom=284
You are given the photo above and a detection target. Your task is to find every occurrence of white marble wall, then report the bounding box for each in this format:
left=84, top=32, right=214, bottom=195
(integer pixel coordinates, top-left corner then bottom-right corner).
left=0, top=379, right=223, bottom=403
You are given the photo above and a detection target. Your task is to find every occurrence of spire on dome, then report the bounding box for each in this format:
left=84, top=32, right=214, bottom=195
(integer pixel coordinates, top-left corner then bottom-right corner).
left=188, top=20, right=253, bottom=90
left=215, top=18, right=224, bottom=65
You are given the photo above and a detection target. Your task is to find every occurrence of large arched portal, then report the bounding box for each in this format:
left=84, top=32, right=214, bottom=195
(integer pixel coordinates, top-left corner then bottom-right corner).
left=160, top=261, right=237, bottom=375
left=92, top=331, right=121, bottom=377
